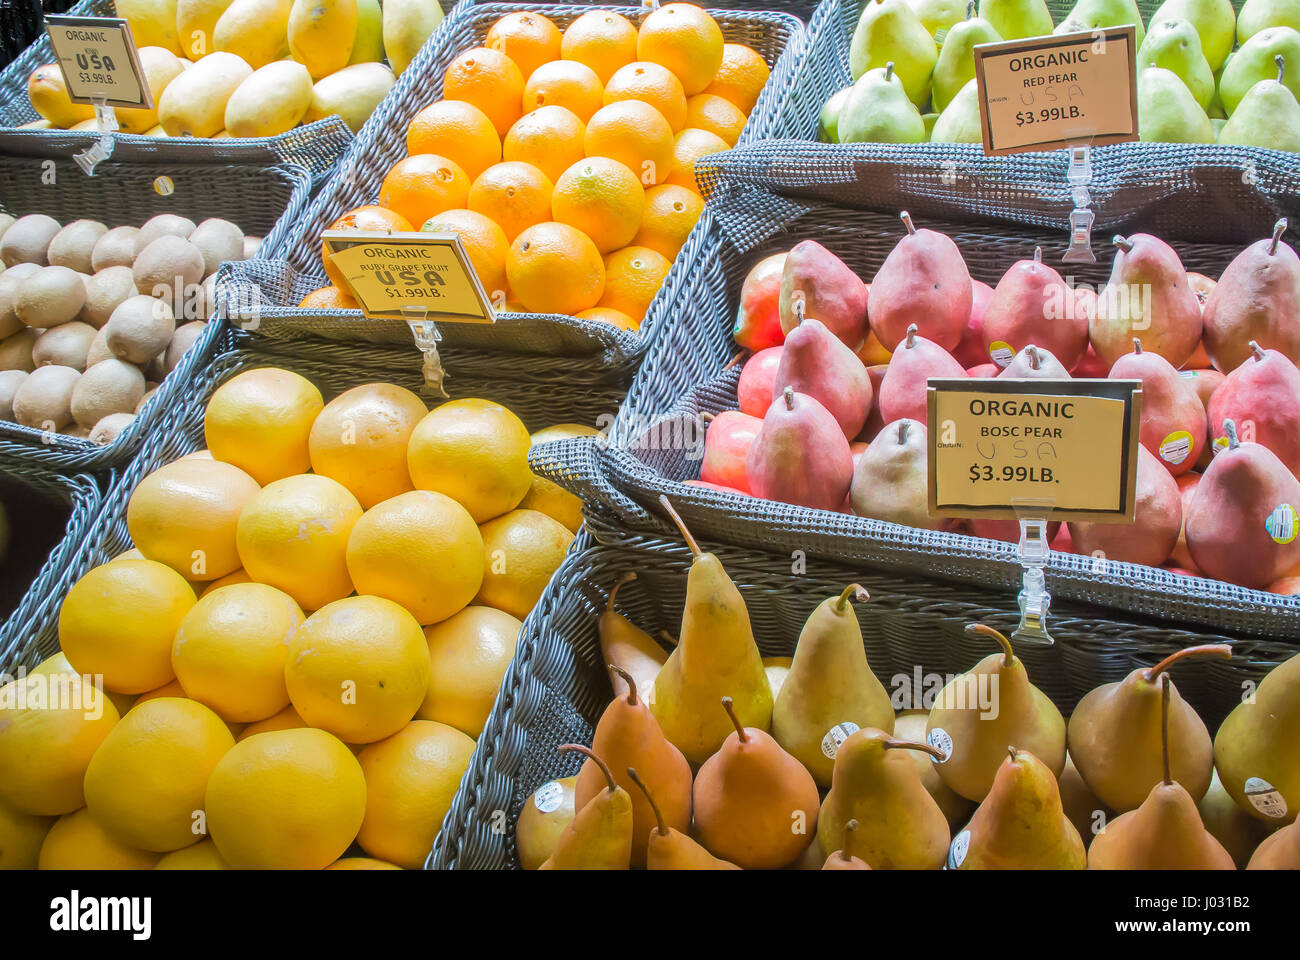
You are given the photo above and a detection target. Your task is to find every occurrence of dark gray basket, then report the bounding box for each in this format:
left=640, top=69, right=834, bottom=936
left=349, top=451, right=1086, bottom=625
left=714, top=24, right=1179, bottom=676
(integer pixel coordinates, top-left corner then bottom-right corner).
left=431, top=519, right=1294, bottom=869
left=0, top=0, right=355, bottom=185
left=216, top=2, right=805, bottom=382
left=0, top=148, right=314, bottom=473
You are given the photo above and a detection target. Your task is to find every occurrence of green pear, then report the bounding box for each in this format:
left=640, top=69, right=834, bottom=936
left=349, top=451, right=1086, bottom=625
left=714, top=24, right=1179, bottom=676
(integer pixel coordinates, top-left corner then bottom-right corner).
left=931, top=78, right=984, bottom=141
left=1137, top=19, right=1215, bottom=109
left=1211, top=116, right=1227, bottom=137
left=932, top=1, right=1002, bottom=110
left=904, top=0, right=969, bottom=36
left=850, top=0, right=939, bottom=107
left=1053, top=16, right=1090, bottom=33
left=1061, top=0, right=1146, bottom=48
left=1138, top=66, right=1215, bottom=142
left=1237, top=0, right=1300, bottom=44
left=922, top=111, right=940, bottom=137
left=819, top=86, right=853, bottom=142
left=977, top=0, right=1052, bottom=41
left=1218, top=55, right=1300, bottom=149
left=838, top=62, right=927, bottom=143
left=1208, top=57, right=1228, bottom=116
left=1219, top=26, right=1300, bottom=114
left=1148, top=0, right=1236, bottom=71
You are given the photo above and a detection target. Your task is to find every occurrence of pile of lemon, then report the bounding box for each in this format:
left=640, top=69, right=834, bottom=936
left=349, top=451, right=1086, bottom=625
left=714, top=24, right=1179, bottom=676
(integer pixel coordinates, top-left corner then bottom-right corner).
left=0, top=368, right=592, bottom=870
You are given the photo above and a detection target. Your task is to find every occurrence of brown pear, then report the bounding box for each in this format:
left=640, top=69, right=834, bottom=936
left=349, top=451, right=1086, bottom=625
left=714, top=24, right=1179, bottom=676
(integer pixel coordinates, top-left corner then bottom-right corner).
left=778, top=239, right=870, bottom=349
left=772, top=314, right=874, bottom=440
left=981, top=247, right=1086, bottom=370
left=1110, top=338, right=1207, bottom=476
left=516, top=776, right=577, bottom=870
left=1247, top=819, right=1300, bottom=869
left=1058, top=752, right=1110, bottom=848
left=1203, top=219, right=1300, bottom=371
left=626, top=768, right=739, bottom=870
left=1069, top=445, right=1182, bottom=568
left=878, top=322, right=966, bottom=424
left=540, top=745, right=633, bottom=870
left=599, top=574, right=666, bottom=701
left=1067, top=644, right=1229, bottom=812
left=1206, top=342, right=1300, bottom=479
left=575, top=667, right=692, bottom=868
left=1091, top=233, right=1203, bottom=370
left=747, top=387, right=853, bottom=512
left=1201, top=769, right=1279, bottom=868
left=893, top=711, right=976, bottom=828
left=692, top=697, right=820, bottom=869
left=820, top=819, right=871, bottom=870
left=869, top=211, right=972, bottom=352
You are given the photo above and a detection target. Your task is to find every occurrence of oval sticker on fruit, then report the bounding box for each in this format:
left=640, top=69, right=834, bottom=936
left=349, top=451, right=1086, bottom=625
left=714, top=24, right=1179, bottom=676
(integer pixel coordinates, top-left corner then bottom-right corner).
left=1159, top=430, right=1194, bottom=466
left=1265, top=504, right=1298, bottom=545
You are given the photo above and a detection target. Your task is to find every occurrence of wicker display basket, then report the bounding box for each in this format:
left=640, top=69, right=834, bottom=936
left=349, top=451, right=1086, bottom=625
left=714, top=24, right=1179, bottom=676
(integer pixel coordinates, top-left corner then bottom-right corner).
left=0, top=145, right=314, bottom=473
left=215, top=2, right=806, bottom=382
left=0, top=0, right=355, bottom=184
left=430, top=519, right=1294, bottom=868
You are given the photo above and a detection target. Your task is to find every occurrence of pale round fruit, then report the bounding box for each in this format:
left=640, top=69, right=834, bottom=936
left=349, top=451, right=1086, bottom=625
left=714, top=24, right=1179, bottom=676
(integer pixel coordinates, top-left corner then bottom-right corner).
left=345, top=490, right=484, bottom=625
left=33, top=321, right=96, bottom=370
left=11, top=364, right=79, bottom=430
left=58, top=558, right=196, bottom=694
left=91, top=226, right=141, bottom=272
left=356, top=720, right=476, bottom=869
left=104, top=294, right=174, bottom=364
left=418, top=606, right=521, bottom=737
left=47, top=220, right=108, bottom=274
left=188, top=218, right=244, bottom=276
left=154, top=838, right=230, bottom=869
left=0, top=674, right=119, bottom=815
left=475, top=509, right=575, bottom=619
left=204, top=367, right=324, bottom=484
left=69, top=357, right=145, bottom=427
left=82, top=697, right=234, bottom=852
left=0, top=796, right=54, bottom=869
left=308, top=382, right=427, bottom=508
left=134, top=214, right=196, bottom=254
left=284, top=596, right=431, bottom=744
left=0, top=214, right=60, bottom=267
left=127, top=457, right=261, bottom=582
left=406, top=398, right=532, bottom=522
left=204, top=728, right=365, bottom=869
left=38, top=809, right=159, bottom=870
left=14, top=266, right=86, bottom=328
left=172, top=582, right=305, bottom=723
left=516, top=775, right=577, bottom=869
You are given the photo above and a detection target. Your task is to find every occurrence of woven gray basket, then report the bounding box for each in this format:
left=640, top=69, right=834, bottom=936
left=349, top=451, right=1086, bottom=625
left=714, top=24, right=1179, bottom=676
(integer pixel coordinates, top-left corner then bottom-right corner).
left=430, top=520, right=1294, bottom=869
left=0, top=0, right=355, bottom=184
left=216, top=2, right=806, bottom=381
left=0, top=148, right=314, bottom=473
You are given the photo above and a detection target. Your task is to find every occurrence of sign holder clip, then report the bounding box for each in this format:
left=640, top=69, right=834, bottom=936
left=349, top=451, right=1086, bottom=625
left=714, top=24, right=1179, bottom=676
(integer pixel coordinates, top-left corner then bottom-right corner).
left=1062, top=144, right=1096, bottom=264
left=73, top=96, right=118, bottom=177
left=402, top=306, right=448, bottom=400
left=1011, top=500, right=1056, bottom=646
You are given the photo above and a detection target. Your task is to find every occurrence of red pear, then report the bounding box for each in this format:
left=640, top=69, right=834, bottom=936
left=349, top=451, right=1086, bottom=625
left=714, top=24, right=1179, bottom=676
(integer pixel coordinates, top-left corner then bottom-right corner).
left=953, top=278, right=994, bottom=368
left=773, top=316, right=873, bottom=439
left=1091, top=234, right=1202, bottom=370
left=1180, top=367, right=1224, bottom=415
left=858, top=363, right=888, bottom=441
left=982, top=247, right=1086, bottom=370
left=869, top=211, right=972, bottom=352
left=684, top=479, right=749, bottom=496
left=1169, top=472, right=1203, bottom=572
left=878, top=323, right=966, bottom=424
left=967, top=363, right=999, bottom=378
left=1202, top=219, right=1300, bottom=372
left=700, top=411, right=760, bottom=494
left=1206, top=342, right=1300, bottom=479
left=1071, top=340, right=1109, bottom=378
left=778, top=241, right=868, bottom=349
left=734, top=253, right=787, bottom=351
left=737, top=346, right=782, bottom=417
left=1110, top=338, right=1207, bottom=477
left=1069, top=445, right=1182, bottom=567
left=747, top=387, right=853, bottom=512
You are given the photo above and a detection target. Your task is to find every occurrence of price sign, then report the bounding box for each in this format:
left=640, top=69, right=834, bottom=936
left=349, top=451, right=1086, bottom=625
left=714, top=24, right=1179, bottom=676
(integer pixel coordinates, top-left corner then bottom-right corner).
left=321, top=231, right=497, bottom=323
left=927, top=378, right=1142, bottom=522
left=45, top=15, right=151, bottom=109
left=972, top=27, right=1138, bottom=155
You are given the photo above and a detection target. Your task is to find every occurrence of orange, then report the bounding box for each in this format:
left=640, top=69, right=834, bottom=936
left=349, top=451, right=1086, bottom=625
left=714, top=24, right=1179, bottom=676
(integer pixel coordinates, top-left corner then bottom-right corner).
left=422, top=208, right=510, bottom=301
left=484, top=11, right=562, bottom=80
left=379, top=154, right=471, bottom=231
left=442, top=47, right=524, bottom=137
left=703, top=43, right=770, bottom=113
left=522, top=60, right=604, bottom=122
left=308, top=382, right=426, bottom=509
left=667, top=127, right=729, bottom=194
left=577, top=306, right=638, bottom=331
left=475, top=509, right=575, bottom=620
left=551, top=157, right=645, bottom=254
left=467, top=161, right=554, bottom=243
left=686, top=93, right=746, bottom=146
left=405, top=100, right=502, bottom=182
left=204, top=367, right=323, bottom=485
left=637, top=3, right=724, bottom=95
left=299, top=286, right=357, bottom=310
left=502, top=105, right=586, bottom=184
left=600, top=245, right=672, bottom=323
left=320, top=206, right=412, bottom=287
left=583, top=100, right=675, bottom=185
left=561, top=10, right=638, bottom=83
left=633, top=183, right=703, bottom=260
left=604, top=61, right=687, bottom=131
left=506, top=222, right=605, bottom=315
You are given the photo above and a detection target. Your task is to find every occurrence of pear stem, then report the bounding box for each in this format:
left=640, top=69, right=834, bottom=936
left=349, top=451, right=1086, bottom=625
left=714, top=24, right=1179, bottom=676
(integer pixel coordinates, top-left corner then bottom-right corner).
left=1033, top=246, right=1042, bottom=263
left=724, top=350, right=746, bottom=371
left=1223, top=418, right=1240, bottom=450
left=900, top=210, right=915, bottom=235
left=560, top=743, right=616, bottom=794
left=1271, top=219, right=1287, bottom=256
left=1008, top=745, right=1018, bottom=762
left=699, top=411, right=715, bottom=425
left=658, top=495, right=701, bottom=558
left=883, top=737, right=948, bottom=762
left=884, top=61, right=895, bottom=82
left=965, top=0, right=975, bottom=18
left=1142, top=644, right=1232, bottom=683
left=1113, top=235, right=1132, bottom=253
left=1132, top=337, right=1142, bottom=354
left=1277, top=54, right=1286, bottom=86
left=720, top=696, right=748, bottom=744
left=794, top=296, right=805, bottom=324
left=611, top=664, right=638, bottom=706
left=841, top=819, right=859, bottom=862
left=626, top=767, right=669, bottom=837
left=966, top=622, right=1015, bottom=668
left=905, top=322, right=918, bottom=348
left=607, top=572, right=636, bottom=611
left=1160, top=675, right=1172, bottom=786
left=836, top=583, right=869, bottom=612
left=898, top=419, right=911, bottom=444
left=1250, top=340, right=1266, bottom=363
left=783, top=385, right=795, bottom=410
left=1027, top=345, right=1041, bottom=370
left=658, top=629, right=678, bottom=646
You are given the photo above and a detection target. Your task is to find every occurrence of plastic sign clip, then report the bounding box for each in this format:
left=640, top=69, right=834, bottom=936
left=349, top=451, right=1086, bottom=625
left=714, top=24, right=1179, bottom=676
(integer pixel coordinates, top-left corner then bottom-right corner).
left=73, top=96, right=118, bottom=176
left=1062, top=145, right=1096, bottom=264
left=403, top=306, right=448, bottom=400
left=1013, top=515, right=1055, bottom=646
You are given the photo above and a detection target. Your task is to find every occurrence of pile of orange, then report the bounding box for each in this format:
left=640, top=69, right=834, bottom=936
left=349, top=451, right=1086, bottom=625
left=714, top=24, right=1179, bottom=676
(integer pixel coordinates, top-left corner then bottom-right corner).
left=303, top=4, right=770, bottom=330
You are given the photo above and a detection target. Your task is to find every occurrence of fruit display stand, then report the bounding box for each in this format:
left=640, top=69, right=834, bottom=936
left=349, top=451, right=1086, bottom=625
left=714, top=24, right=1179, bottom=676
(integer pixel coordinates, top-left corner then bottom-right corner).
left=216, top=2, right=806, bottom=383
left=0, top=144, right=315, bottom=473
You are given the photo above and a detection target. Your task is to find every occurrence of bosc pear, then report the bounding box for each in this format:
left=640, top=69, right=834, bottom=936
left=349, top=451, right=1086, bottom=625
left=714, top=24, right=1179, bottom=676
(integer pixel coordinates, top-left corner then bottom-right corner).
left=649, top=497, right=773, bottom=767
left=539, top=745, right=633, bottom=870
left=820, top=819, right=871, bottom=869
left=598, top=573, right=667, bottom=701
left=1247, top=820, right=1300, bottom=868
left=894, top=710, right=977, bottom=827
left=926, top=623, right=1067, bottom=802
left=1217, top=55, right=1300, bottom=150
left=1202, top=219, right=1300, bottom=371
left=850, top=0, right=939, bottom=106
left=1214, top=648, right=1300, bottom=825
left=932, top=2, right=1002, bottom=111
left=771, top=584, right=894, bottom=787
left=626, top=768, right=738, bottom=869
left=837, top=62, right=927, bottom=143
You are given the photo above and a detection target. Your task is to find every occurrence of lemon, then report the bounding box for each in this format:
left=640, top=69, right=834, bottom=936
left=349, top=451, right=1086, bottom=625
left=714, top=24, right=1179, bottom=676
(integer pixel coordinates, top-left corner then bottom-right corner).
left=31, top=651, right=134, bottom=716
left=406, top=398, right=532, bottom=522
left=236, top=474, right=362, bottom=611
left=172, top=582, right=304, bottom=723
left=204, top=367, right=324, bottom=485
left=326, top=856, right=404, bottom=869
left=476, top=509, right=575, bottom=619
left=418, top=606, right=521, bottom=737
left=308, top=382, right=427, bottom=508
left=356, top=720, right=476, bottom=869
left=199, top=568, right=252, bottom=597
left=126, top=458, right=261, bottom=581
left=83, top=697, right=233, bottom=852
left=0, top=795, right=54, bottom=869
left=38, top=809, right=159, bottom=870
left=58, top=558, right=196, bottom=694
left=236, top=703, right=307, bottom=740
left=345, top=490, right=484, bottom=625
left=518, top=423, right=599, bottom=533
left=155, top=838, right=230, bottom=869
left=285, top=596, right=431, bottom=744
left=205, top=728, right=366, bottom=869
left=0, top=674, right=119, bottom=815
